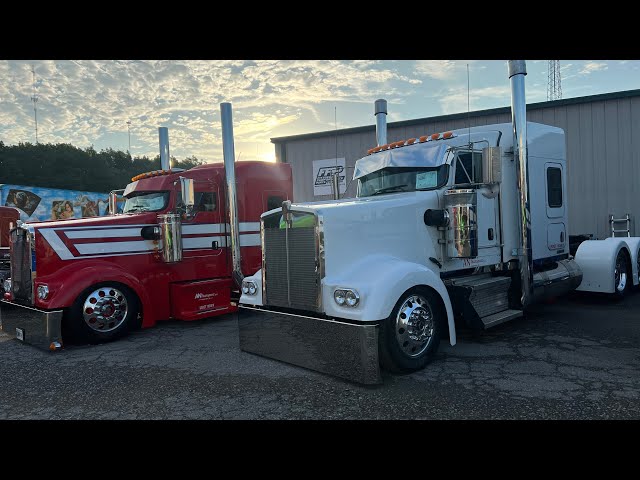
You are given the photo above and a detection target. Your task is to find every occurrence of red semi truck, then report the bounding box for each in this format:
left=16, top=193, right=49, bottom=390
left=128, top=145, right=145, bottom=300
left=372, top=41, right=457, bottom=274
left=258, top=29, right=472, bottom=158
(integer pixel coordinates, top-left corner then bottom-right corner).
left=1, top=108, right=293, bottom=349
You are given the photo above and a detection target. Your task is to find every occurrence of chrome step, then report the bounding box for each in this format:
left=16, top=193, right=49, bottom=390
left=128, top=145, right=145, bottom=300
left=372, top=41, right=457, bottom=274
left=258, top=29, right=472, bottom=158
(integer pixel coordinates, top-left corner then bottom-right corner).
left=449, top=275, right=511, bottom=318
left=481, top=309, right=523, bottom=329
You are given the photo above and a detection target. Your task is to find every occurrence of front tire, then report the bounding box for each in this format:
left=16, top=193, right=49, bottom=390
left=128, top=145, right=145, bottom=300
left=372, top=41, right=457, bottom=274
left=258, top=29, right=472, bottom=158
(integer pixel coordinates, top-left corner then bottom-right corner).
left=64, top=283, right=139, bottom=344
left=379, top=287, right=443, bottom=373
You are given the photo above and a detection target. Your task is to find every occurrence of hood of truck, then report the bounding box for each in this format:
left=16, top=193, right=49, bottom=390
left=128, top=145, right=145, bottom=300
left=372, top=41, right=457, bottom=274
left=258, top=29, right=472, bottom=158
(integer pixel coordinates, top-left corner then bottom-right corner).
left=282, top=191, right=443, bottom=278
left=27, top=212, right=159, bottom=230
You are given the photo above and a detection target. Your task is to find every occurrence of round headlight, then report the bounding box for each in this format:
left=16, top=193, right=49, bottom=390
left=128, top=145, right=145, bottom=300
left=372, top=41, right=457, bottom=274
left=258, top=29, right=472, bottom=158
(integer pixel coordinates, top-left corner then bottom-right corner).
left=334, top=289, right=346, bottom=306
left=248, top=283, right=257, bottom=295
left=241, top=284, right=249, bottom=294
left=345, top=290, right=359, bottom=307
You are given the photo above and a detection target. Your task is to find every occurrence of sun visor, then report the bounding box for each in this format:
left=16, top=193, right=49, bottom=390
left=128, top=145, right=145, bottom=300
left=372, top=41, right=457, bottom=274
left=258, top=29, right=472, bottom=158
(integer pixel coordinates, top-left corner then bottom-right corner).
left=353, top=143, right=449, bottom=179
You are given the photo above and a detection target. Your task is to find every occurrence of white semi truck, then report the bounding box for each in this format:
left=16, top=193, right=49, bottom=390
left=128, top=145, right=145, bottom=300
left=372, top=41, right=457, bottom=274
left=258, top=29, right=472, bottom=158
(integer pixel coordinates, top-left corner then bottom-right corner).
left=230, top=60, right=640, bottom=384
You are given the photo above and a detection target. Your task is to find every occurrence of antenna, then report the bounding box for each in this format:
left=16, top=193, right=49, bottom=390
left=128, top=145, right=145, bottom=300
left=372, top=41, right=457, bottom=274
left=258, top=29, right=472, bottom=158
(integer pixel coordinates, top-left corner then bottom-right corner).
left=467, top=63, right=471, bottom=147
left=31, top=65, right=39, bottom=144
left=334, top=106, right=340, bottom=200
left=547, top=60, right=562, bottom=101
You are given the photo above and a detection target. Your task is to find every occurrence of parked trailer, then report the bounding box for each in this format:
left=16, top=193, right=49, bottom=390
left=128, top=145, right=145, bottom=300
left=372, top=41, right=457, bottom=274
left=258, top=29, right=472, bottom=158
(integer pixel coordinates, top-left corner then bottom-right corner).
left=1, top=115, right=293, bottom=350
left=234, top=60, right=640, bottom=384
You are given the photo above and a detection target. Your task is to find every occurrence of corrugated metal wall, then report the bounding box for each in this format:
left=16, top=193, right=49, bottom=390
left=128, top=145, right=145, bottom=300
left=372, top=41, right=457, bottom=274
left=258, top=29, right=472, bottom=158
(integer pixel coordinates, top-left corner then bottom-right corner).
left=276, top=93, right=640, bottom=239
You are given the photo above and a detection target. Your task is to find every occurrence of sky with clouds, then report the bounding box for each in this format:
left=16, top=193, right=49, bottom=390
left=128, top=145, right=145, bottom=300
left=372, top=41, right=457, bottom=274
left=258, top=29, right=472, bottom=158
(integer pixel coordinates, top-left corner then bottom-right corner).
left=0, top=60, right=638, bottom=163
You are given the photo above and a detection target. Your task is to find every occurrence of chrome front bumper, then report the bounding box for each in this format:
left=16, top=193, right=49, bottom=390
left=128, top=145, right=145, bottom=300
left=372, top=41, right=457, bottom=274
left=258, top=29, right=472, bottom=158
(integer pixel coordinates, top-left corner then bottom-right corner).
left=0, top=300, right=63, bottom=350
left=238, top=305, right=382, bottom=385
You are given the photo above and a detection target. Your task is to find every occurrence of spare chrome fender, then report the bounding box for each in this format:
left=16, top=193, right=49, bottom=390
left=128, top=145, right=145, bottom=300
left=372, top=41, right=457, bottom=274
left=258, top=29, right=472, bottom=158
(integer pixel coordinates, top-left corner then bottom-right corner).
left=574, top=238, right=632, bottom=293
left=321, top=254, right=456, bottom=346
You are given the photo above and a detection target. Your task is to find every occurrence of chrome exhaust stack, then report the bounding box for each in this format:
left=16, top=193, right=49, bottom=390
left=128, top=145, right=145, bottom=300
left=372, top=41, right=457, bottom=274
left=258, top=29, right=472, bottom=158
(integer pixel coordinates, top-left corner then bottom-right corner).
left=508, top=60, right=533, bottom=307
left=375, top=99, right=388, bottom=147
left=159, top=127, right=171, bottom=171
left=220, top=102, right=243, bottom=288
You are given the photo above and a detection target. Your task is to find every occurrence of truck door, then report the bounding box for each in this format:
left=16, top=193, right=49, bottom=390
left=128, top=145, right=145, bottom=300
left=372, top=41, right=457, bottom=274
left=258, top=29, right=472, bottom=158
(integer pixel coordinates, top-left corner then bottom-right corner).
left=182, top=182, right=224, bottom=260
left=545, top=162, right=566, bottom=253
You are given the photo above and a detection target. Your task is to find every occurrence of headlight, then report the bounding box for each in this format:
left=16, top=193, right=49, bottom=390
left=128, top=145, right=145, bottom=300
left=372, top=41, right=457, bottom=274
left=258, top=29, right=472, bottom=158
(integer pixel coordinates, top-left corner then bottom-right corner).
left=345, top=290, right=359, bottom=307
left=37, top=284, right=49, bottom=300
left=242, top=281, right=257, bottom=296
left=3, top=279, right=11, bottom=293
left=334, top=288, right=360, bottom=307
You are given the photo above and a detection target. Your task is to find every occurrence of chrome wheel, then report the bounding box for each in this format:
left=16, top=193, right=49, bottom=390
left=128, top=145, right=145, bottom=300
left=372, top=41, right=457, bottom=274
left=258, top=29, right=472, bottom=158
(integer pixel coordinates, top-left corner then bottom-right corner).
left=615, top=252, right=628, bottom=293
left=82, top=287, right=128, bottom=333
left=395, top=294, right=434, bottom=358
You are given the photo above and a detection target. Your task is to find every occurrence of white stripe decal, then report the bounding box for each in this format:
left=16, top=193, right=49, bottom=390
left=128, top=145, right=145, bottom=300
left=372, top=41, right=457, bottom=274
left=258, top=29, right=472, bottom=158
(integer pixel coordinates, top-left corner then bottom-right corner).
left=39, top=229, right=75, bottom=260
left=183, top=236, right=228, bottom=250
left=182, top=224, right=226, bottom=235
left=40, top=224, right=261, bottom=260
left=76, top=241, right=156, bottom=255
left=66, top=228, right=144, bottom=239
left=239, top=222, right=260, bottom=232
left=239, top=234, right=261, bottom=247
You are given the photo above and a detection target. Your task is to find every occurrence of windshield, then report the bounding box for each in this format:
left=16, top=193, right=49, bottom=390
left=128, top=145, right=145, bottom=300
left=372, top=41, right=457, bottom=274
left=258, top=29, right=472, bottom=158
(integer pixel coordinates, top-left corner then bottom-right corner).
left=357, top=165, right=449, bottom=197
left=123, top=191, right=170, bottom=213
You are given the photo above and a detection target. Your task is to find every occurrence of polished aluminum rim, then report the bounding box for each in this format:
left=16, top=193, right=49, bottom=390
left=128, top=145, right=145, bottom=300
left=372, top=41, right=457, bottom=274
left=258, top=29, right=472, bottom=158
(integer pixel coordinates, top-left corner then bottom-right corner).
left=82, top=287, right=128, bottom=333
left=615, top=253, right=627, bottom=293
left=395, top=294, right=434, bottom=358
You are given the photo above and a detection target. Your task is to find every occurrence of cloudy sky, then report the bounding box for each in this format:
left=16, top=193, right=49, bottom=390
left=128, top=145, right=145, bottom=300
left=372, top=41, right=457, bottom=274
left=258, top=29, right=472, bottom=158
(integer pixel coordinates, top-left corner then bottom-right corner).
left=0, top=60, right=637, bottom=163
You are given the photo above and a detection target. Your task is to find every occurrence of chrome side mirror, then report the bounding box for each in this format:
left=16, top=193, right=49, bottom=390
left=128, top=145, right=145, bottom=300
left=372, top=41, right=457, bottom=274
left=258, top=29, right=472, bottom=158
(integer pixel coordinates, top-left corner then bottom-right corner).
left=179, top=177, right=195, bottom=217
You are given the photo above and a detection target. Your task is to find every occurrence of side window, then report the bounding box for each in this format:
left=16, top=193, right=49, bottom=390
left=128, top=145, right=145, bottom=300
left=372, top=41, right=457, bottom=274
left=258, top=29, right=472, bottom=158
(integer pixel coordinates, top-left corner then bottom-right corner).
left=194, top=191, right=217, bottom=212
left=547, top=167, right=562, bottom=208
left=454, top=152, right=482, bottom=185
left=267, top=195, right=284, bottom=211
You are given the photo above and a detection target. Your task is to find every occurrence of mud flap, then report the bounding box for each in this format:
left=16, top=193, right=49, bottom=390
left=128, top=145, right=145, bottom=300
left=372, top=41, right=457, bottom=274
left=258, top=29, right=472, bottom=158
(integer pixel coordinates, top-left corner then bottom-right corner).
left=238, top=305, right=382, bottom=385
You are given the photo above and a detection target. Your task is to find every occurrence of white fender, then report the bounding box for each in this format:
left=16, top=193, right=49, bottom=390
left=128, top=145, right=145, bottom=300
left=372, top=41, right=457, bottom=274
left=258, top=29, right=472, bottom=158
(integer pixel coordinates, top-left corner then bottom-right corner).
left=574, top=238, right=632, bottom=293
left=240, top=256, right=457, bottom=346
left=321, top=254, right=456, bottom=346
left=624, top=237, right=640, bottom=287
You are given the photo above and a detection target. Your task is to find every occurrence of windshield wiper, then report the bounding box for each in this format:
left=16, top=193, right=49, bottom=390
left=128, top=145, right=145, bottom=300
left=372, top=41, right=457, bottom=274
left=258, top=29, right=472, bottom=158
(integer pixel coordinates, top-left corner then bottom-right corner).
left=372, top=184, right=408, bottom=196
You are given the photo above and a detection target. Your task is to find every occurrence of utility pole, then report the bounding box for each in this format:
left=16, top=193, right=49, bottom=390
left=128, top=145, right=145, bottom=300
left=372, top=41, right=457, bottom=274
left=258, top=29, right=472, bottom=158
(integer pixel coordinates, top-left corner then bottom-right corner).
left=126, top=120, right=132, bottom=155
left=31, top=65, right=39, bottom=144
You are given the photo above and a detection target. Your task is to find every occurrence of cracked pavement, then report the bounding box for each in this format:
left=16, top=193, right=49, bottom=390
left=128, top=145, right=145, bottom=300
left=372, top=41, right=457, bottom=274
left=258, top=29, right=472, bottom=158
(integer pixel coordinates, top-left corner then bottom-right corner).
left=1, top=291, right=639, bottom=419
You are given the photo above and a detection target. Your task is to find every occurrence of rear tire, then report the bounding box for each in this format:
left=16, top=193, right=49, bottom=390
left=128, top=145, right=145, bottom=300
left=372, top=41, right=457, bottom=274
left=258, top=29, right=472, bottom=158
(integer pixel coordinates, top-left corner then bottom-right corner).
left=64, top=283, right=139, bottom=344
left=612, top=250, right=632, bottom=299
left=379, top=287, right=443, bottom=373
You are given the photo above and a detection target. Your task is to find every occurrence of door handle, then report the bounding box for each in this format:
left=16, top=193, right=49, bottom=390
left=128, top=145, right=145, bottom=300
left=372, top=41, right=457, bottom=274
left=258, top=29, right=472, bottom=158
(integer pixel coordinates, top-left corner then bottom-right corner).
left=560, top=232, right=564, bottom=243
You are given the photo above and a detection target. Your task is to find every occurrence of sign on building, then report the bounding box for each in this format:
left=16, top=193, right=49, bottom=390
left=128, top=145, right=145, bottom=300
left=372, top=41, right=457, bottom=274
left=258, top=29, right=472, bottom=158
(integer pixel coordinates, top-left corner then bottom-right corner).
left=312, top=158, right=346, bottom=196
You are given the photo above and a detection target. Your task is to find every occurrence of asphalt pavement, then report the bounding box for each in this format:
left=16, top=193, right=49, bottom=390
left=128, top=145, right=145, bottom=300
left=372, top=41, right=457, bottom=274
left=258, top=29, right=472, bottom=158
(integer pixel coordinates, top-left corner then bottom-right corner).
left=1, top=291, right=639, bottom=419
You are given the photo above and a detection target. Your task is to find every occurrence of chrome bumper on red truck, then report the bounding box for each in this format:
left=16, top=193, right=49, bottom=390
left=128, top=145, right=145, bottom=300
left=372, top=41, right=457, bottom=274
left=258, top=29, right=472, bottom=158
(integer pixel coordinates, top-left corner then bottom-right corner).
left=238, top=305, right=382, bottom=385
left=0, top=300, right=63, bottom=351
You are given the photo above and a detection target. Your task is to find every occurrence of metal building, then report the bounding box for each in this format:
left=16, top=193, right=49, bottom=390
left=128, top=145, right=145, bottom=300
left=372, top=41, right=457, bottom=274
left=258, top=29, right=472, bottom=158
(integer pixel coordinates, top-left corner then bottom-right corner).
left=272, top=89, right=640, bottom=240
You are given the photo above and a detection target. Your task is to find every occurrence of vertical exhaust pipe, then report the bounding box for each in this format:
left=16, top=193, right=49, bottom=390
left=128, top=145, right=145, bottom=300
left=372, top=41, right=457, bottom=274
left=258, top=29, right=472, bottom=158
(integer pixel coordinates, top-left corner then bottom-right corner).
left=508, top=60, right=532, bottom=307
left=159, top=127, right=171, bottom=170
left=375, top=99, right=388, bottom=147
left=220, top=102, right=243, bottom=288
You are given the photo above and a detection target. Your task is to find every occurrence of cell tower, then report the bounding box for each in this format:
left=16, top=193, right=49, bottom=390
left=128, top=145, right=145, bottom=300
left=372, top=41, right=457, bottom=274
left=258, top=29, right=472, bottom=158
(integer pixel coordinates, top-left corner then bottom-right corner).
left=547, top=60, right=562, bottom=101
left=31, top=65, right=39, bottom=143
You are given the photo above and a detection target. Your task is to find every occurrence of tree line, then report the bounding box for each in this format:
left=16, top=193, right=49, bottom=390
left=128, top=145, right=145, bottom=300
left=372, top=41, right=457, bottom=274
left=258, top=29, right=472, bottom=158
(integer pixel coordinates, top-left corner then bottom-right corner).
left=0, top=141, right=205, bottom=193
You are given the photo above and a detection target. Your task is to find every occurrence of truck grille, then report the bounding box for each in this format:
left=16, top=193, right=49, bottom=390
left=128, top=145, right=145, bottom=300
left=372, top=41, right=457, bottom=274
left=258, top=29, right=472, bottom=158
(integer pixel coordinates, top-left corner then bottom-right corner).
left=263, top=212, right=321, bottom=311
left=10, top=228, right=33, bottom=303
